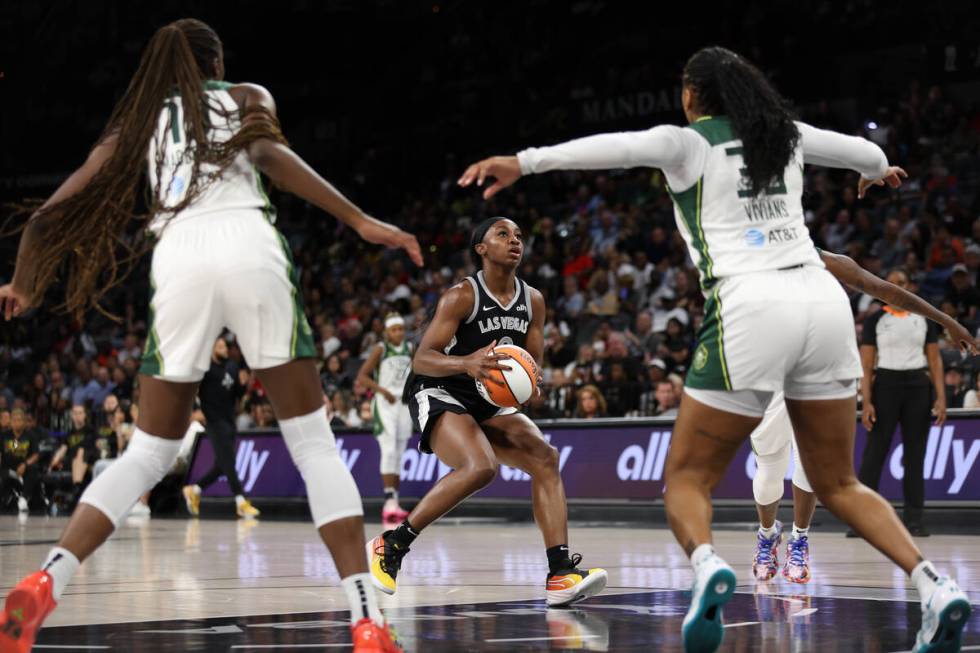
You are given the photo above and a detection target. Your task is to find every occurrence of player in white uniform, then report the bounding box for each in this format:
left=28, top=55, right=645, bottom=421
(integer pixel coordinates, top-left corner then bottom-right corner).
left=0, top=19, right=419, bottom=653
left=749, top=252, right=978, bottom=585
left=461, top=46, right=971, bottom=653
left=356, top=314, right=414, bottom=525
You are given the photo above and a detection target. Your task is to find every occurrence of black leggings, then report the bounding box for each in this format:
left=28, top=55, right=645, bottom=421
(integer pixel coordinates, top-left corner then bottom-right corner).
left=195, top=419, right=245, bottom=496
left=858, top=369, right=932, bottom=522
left=1, top=465, right=40, bottom=503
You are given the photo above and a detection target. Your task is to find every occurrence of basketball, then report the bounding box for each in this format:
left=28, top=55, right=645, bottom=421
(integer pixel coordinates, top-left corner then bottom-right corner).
left=475, top=344, right=539, bottom=408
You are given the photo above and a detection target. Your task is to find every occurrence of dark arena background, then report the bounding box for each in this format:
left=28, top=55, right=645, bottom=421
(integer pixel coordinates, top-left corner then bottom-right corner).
left=1, top=1, right=979, bottom=651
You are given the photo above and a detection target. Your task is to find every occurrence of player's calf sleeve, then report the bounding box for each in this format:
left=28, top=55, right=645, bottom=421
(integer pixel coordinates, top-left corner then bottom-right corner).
left=79, top=429, right=182, bottom=526
left=279, top=408, right=363, bottom=527
left=753, top=443, right=790, bottom=506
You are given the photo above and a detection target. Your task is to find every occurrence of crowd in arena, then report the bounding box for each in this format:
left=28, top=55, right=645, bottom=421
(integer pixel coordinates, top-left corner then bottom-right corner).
left=2, top=74, right=980, bottom=512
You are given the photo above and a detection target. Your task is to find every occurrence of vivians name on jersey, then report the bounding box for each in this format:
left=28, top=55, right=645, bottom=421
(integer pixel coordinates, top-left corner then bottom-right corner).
left=478, top=315, right=529, bottom=335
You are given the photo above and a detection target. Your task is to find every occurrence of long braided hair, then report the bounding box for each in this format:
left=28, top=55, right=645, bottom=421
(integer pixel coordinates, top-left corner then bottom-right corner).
left=12, top=18, right=287, bottom=320
left=682, top=46, right=799, bottom=197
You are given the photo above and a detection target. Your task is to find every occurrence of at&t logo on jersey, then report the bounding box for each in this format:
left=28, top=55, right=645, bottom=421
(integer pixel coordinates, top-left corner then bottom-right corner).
left=744, top=228, right=765, bottom=248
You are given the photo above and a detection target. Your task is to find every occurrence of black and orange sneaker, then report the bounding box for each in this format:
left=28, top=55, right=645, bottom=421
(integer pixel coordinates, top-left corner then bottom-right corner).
left=546, top=554, right=608, bottom=607
left=367, top=531, right=410, bottom=595
left=0, top=570, right=58, bottom=653
left=351, top=617, right=403, bottom=653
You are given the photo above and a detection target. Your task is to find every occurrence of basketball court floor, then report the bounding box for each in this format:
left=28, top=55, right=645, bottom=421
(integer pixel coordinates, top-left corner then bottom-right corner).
left=1, top=515, right=977, bottom=651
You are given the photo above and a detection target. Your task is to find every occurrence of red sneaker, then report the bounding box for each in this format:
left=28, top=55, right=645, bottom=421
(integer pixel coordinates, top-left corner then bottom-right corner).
left=0, top=571, right=58, bottom=653
left=351, top=617, right=402, bottom=653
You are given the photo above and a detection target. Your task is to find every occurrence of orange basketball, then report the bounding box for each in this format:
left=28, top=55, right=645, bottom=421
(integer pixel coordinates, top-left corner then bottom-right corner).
left=475, top=344, right=539, bottom=408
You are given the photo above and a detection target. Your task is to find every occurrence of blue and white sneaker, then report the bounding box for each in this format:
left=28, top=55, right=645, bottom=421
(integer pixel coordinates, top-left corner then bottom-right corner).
left=752, top=521, right=782, bottom=582
left=915, top=576, right=972, bottom=653
left=682, top=553, right=737, bottom=653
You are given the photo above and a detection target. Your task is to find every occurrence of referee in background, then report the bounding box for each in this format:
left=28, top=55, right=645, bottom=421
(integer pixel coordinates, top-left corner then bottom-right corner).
left=182, top=336, right=260, bottom=519
left=856, top=269, right=946, bottom=537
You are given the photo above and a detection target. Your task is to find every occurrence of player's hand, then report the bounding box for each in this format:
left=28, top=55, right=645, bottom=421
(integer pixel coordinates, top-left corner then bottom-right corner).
left=463, top=340, right=511, bottom=386
left=0, top=283, right=33, bottom=320
left=933, top=397, right=947, bottom=426
left=862, top=402, right=876, bottom=431
left=16, top=463, right=26, bottom=477
left=381, top=389, right=396, bottom=404
left=946, top=321, right=979, bottom=355
left=357, top=218, right=424, bottom=268
left=857, top=166, right=907, bottom=199
left=458, top=156, right=522, bottom=200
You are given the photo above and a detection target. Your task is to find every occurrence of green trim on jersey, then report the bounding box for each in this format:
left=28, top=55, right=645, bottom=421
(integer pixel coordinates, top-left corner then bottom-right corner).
left=689, top=115, right=736, bottom=146
left=139, top=281, right=165, bottom=377
left=686, top=286, right=732, bottom=390
left=204, top=80, right=233, bottom=91
left=275, top=231, right=317, bottom=360
left=668, top=178, right=715, bottom=290
left=254, top=168, right=277, bottom=223
left=371, top=397, right=384, bottom=437
left=374, top=341, right=410, bottom=382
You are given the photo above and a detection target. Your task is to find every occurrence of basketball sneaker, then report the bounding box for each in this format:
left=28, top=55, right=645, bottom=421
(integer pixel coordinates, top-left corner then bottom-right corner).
left=182, top=485, right=201, bottom=517
left=751, top=521, right=782, bottom=582
left=546, top=554, right=608, bottom=607
left=367, top=532, right=410, bottom=595
left=381, top=503, right=408, bottom=527
left=682, top=553, right=736, bottom=653
left=915, top=576, right=971, bottom=653
left=781, top=534, right=810, bottom=584
left=0, top=571, right=57, bottom=653
left=236, top=499, right=260, bottom=520
left=351, top=617, right=403, bottom=653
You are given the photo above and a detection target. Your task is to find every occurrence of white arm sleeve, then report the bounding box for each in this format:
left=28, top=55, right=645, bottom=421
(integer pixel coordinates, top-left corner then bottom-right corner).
left=516, top=125, right=703, bottom=176
left=796, top=121, right=889, bottom=180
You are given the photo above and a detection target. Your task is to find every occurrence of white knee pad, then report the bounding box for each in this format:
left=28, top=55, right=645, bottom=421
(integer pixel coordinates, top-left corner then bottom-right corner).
left=279, top=409, right=363, bottom=528
left=791, top=437, right=812, bottom=493
left=79, top=429, right=182, bottom=527
left=753, top=442, right=790, bottom=506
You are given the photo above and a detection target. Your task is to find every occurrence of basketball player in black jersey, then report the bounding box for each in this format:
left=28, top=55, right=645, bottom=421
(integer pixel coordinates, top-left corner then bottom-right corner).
left=367, top=217, right=607, bottom=607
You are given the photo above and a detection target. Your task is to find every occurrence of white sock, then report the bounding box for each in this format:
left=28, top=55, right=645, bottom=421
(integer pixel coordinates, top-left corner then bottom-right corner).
left=235, top=495, right=246, bottom=507
left=792, top=524, right=809, bottom=539
left=759, top=523, right=778, bottom=538
left=193, top=485, right=202, bottom=495
left=42, top=547, right=80, bottom=601
left=911, top=560, right=941, bottom=599
left=341, top=573, right=384, bottom=626
left=690, top=543, right=715, bottom=570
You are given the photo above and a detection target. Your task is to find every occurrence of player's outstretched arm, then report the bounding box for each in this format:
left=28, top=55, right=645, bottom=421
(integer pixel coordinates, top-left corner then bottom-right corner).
left=795, top=121, right=907, bottom=199
left=237, top=84, right=422, bottom=267
left=821, top=249, right=977, bottom=354
left=458, top=126, right=696, bottom=199
left=412, top=283, right=510, bottom=384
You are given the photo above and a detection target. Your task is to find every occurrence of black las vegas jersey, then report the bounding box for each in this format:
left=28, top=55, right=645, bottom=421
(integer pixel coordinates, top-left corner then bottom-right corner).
left=416, top=270, right=534, bottom=392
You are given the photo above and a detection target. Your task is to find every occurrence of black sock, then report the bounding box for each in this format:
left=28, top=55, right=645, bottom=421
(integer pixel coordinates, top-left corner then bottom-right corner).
left=389, top=520, right=419, bottom=549
left=547, top=544, right=572, bottom=575
left=384, top=488, right=396, bottom=502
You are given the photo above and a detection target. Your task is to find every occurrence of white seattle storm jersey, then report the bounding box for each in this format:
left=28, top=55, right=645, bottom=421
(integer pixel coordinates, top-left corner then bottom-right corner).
left=376, top=341, right=413, bottom=394
left=147, top=81, right=269, bottom=230
left=517, top=117, right=888, bottom=291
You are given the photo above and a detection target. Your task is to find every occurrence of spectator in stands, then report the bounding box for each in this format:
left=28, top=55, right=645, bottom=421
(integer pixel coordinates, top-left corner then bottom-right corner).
left=574, top=385, right=607, bottom=419
left=48, top=404, right=95, bottom=504
left=944, top=365, right=969, bottom=409
left=320, top=353, right=350, bottom=394
left=328, top=390, right=362, bottom=428
left=603, top=361, right=639, bottom=417
left=654, top=381, right=680, bottom=417
left=944, top=264, right=980, bottom=326
left=71, top=366, right=116, bottom=412
left=1, top=408, right=41, bottom=513
left=963, top=375, right=980, bottom=410
left=0, top=410, right=10, bottom=432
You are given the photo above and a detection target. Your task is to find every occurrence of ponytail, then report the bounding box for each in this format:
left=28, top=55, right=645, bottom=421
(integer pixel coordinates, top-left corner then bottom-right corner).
left=9, top=18, right=287, bottom=321
left=683, top=47, right=799, bottom=197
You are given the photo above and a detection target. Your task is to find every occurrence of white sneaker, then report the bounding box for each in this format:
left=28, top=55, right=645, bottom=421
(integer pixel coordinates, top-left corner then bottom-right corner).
left=682, top=554, right=737, bottom=653
left=915, top=576, right=972, bottom=653
left=129, top=502, right=151, bottom=517
left=17, top=496, right=28, bottom=513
